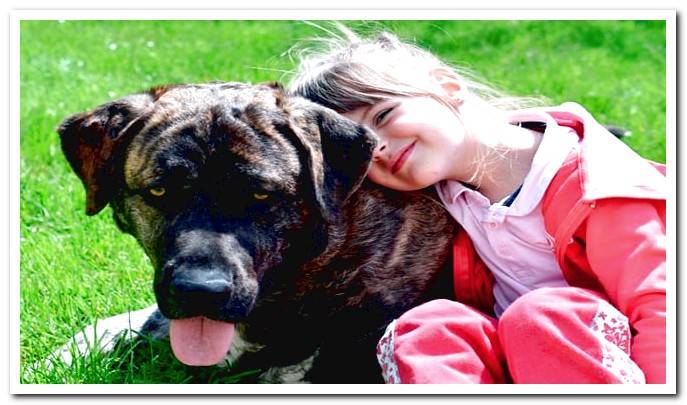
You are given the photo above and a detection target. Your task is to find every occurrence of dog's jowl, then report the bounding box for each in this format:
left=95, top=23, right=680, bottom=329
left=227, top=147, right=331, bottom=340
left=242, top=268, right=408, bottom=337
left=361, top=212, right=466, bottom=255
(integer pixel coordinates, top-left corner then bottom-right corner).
left=56, top=82, right=457, bottom=382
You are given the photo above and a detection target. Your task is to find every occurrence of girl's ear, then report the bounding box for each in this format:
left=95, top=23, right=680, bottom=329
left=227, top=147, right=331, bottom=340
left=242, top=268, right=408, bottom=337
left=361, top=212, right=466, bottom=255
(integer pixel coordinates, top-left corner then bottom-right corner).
left=429, top=68, right=465, bottom=108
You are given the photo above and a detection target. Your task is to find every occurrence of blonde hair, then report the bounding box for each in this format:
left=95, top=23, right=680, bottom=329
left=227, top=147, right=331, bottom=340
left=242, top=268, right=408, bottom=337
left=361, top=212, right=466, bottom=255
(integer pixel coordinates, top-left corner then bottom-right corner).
left=286, top=23, right=545, bottom=187
left=286, top=23, right=542, bottom=114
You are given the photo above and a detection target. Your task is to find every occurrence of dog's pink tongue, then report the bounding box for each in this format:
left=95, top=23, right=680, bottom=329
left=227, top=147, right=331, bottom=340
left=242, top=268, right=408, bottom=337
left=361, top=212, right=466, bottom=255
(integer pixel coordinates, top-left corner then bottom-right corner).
left=169, top=317, right=235, bottom=366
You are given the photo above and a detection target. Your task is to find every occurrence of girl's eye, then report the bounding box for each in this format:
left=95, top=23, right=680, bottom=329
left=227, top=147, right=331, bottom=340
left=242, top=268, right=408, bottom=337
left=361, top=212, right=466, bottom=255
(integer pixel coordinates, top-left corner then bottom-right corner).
left=374, top=107, right=393, bottom=126
left=149, top=187, right=166, bottom=197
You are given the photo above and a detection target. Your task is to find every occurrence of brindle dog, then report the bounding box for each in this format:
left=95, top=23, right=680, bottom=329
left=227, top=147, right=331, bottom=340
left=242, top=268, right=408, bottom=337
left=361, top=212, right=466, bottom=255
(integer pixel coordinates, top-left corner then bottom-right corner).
left=55, top=82, right=456, bottom=383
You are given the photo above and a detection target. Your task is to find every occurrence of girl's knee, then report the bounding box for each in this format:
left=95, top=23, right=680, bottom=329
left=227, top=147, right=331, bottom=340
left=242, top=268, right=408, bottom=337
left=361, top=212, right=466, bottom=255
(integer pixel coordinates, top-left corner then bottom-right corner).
left=496, top=288, right=639, bottom=383
left=387, top=299, right=500, bottom=359
left=500, top=287, right=560, bottom=327
left=379, top=299, right=506, bottom=383
left=502, top=286, right=602, bottom=319
left=499, top=287, right=603, bottom=338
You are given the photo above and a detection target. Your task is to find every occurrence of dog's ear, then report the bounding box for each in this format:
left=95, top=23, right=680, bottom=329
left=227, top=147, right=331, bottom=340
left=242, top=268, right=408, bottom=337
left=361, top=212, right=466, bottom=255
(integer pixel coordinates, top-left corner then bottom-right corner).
left=58, top=93, right=154, bottom=215
left=284, top=99, right=377, bottom=221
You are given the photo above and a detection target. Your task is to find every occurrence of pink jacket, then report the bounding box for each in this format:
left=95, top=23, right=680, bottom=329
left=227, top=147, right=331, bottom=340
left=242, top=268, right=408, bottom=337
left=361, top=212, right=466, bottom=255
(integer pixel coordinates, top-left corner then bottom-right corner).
left=452, top=103, right=667, bottom=383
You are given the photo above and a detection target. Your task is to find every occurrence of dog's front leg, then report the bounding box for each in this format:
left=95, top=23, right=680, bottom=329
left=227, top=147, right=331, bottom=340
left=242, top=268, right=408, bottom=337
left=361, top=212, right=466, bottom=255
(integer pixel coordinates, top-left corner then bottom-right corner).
left=49, top=304, right=162, bottom=367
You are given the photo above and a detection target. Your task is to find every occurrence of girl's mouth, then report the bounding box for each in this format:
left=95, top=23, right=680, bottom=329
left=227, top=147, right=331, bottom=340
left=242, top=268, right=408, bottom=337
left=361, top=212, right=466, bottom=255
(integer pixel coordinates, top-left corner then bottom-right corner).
left=391, top=141, right=416, bottom=175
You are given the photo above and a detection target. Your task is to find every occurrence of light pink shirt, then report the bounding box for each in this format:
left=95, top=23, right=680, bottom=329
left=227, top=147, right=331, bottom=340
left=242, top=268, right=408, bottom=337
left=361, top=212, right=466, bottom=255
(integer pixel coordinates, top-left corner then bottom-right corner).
left=436, top=110, right=580, bottom=317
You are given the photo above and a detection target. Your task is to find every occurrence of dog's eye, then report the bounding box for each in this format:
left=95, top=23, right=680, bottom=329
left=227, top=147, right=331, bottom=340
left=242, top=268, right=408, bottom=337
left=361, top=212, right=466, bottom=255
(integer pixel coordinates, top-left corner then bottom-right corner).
left=149, top=187, right=166, bottom=197
left=253, top=192, right=269, bottom=201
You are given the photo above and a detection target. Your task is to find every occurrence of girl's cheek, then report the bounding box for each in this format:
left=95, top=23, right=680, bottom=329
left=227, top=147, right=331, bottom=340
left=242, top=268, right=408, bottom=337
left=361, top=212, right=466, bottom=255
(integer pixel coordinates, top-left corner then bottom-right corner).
left=366, top=165, right=387, bottom=186
left=366, top=165, right=381, bottom=181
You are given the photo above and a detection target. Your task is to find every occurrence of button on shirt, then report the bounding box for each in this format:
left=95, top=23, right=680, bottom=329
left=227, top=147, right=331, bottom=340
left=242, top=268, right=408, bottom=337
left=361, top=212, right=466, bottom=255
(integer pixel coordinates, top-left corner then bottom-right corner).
left=436, top=110, right=580, bottom=317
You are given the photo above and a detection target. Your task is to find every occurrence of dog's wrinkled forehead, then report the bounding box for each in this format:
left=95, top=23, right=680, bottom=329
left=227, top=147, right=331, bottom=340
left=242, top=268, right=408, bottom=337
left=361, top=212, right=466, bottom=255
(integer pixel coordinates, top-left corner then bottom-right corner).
left=153, top=82, right=279, bottom=114
left=124, top=83, right=301, bottom=193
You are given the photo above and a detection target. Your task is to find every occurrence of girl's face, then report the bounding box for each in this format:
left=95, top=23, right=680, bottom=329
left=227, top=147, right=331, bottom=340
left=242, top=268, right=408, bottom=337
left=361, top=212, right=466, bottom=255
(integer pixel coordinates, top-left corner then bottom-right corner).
left=343, top=95, right=474, bottom=191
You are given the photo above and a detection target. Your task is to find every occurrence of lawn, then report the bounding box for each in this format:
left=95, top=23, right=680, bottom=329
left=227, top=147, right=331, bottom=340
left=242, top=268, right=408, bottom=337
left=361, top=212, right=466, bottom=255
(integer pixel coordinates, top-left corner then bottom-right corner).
left=19, top=19, right=667, bottom=384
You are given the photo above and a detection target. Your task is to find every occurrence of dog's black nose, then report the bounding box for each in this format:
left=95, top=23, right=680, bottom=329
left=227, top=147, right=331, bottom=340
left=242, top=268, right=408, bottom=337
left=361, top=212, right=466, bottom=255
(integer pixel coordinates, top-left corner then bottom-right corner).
left=156, top=242, right=258, bottom=322
left=158, top=263, right=256, bottom=322
left=171, top=274, right=232, bottom=297
left=160, top=258, right=236, bottom=319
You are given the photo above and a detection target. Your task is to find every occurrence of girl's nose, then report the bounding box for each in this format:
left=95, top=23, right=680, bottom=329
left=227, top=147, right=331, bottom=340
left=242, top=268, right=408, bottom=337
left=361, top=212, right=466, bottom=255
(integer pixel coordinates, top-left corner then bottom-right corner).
left=372, top=142, right=387, bottom=162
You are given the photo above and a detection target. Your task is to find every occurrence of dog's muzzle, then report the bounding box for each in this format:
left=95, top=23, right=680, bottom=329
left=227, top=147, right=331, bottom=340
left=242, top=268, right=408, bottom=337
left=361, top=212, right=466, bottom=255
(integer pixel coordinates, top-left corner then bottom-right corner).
left=155, top=229, right=258, bottom=367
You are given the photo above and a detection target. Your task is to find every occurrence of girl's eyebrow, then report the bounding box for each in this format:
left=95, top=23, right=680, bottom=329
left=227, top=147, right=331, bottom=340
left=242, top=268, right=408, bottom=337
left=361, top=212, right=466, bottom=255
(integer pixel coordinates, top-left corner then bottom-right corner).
left=360, top=105, right=377, bottom=124
left=361, top=99, right=392, bottom=124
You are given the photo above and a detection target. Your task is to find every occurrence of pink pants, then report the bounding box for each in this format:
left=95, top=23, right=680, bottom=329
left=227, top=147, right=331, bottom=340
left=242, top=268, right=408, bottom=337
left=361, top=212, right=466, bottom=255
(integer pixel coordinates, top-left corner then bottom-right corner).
left=376, top=287, right=645, bottom=384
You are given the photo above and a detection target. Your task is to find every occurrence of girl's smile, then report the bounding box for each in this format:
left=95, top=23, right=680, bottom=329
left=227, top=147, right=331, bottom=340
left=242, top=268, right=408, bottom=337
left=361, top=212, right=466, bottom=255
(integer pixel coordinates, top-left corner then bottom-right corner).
left=343, top=95, right=474, bottom=191
left=390, top=140, right=416, bottom=174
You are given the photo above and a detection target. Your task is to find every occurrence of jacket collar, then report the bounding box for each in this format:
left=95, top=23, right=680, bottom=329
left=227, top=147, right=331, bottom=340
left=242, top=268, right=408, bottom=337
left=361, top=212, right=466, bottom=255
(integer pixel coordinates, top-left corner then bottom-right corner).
left=545, top=102, right=666, bottom=201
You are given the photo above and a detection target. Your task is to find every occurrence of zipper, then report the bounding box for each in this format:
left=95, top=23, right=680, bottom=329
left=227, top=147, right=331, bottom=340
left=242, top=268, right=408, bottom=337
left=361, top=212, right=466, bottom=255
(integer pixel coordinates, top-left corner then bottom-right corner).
left=553, top=200, right=596, bottom=264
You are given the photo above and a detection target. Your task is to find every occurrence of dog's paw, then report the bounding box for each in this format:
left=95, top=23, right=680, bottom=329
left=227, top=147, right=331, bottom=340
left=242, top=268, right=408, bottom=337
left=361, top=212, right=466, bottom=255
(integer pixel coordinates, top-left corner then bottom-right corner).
left=258, top=352, right=316, bottom=383
left=38, top=305, right=160, bottom=372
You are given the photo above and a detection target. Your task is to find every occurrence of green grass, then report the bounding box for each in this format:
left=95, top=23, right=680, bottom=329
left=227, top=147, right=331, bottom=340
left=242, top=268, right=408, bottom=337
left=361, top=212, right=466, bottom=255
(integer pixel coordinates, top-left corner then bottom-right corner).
left=19, top=20, right=667, bottom=384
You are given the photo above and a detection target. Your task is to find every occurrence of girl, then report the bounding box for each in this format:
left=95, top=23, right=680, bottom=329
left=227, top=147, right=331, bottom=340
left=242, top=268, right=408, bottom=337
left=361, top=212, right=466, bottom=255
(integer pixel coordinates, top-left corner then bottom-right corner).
left=287, top=26, right=666, bottom=384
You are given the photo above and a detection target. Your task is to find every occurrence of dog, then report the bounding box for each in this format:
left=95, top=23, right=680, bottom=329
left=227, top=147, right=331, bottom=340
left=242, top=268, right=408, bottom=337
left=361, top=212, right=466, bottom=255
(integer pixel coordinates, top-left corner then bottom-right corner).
left=53, top=82, right=457, bottom=383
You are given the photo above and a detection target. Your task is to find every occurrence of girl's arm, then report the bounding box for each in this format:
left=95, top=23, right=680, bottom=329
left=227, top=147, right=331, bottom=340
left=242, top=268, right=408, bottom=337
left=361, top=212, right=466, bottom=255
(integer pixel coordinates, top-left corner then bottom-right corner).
left=584, top=197, right=666, bottom=384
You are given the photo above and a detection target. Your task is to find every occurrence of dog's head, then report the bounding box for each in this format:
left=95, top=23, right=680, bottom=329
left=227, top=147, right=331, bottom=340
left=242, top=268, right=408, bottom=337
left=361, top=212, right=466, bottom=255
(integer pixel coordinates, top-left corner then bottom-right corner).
left=58, top=82, right=376, bottom=366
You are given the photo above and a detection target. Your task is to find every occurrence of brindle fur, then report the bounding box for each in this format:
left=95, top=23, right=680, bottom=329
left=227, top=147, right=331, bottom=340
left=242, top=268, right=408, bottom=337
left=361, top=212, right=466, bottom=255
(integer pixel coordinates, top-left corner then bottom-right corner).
left=56, top=82, right=456, bottom=383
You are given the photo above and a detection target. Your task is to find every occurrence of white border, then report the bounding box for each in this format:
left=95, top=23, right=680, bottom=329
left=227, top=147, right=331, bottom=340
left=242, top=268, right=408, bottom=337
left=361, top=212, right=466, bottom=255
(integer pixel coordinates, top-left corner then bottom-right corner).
left=9, top=8, right=22, bottom=398
left=664, top=7, right=678, bottom=396
left=9, top=9, right=677, bottom=396
left=7, top=9, right=680, bottom=20
left=9, top=382, right=680, bottom=395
